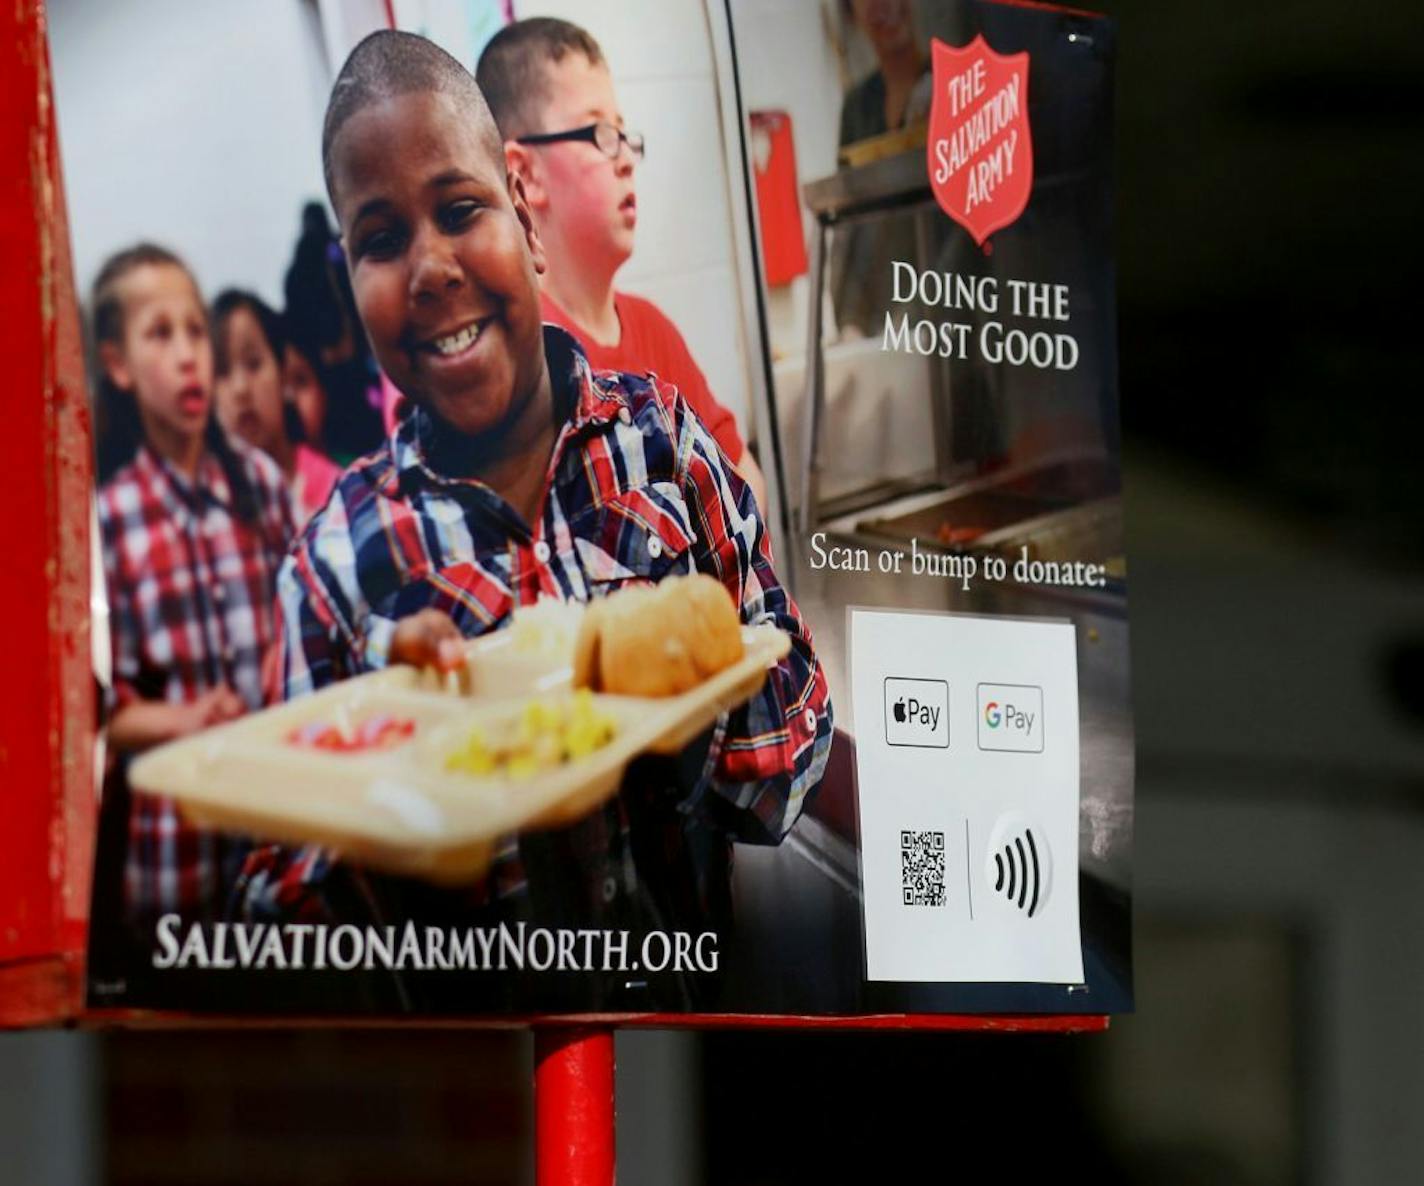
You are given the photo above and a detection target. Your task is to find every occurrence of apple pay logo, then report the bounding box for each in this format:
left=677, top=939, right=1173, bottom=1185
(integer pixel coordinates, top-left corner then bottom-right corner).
left=883, top=678, right=950, bottom=748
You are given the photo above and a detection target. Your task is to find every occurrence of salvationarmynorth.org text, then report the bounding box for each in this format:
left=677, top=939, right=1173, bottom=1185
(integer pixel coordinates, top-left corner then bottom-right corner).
left=153, top=916, right=720, bottom=975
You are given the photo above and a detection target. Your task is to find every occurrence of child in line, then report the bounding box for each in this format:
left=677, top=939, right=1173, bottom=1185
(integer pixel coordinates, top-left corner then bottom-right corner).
left=238, top=32, right=831, bottom=986
left=211, top=289, right=341, bottom=529
left=284, top=332, right=333, bottom=461
left=476, top=18, right=770, bottom=512
left=92, top=245, right=293, bottom=923
left=282, top=202, right=388, bottom=464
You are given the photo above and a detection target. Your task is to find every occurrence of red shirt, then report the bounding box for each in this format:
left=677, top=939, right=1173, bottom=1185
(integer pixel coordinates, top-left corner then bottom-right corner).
left=539, top=290, right=746, bottom=464
left=291, top=443, right=341, bottom=530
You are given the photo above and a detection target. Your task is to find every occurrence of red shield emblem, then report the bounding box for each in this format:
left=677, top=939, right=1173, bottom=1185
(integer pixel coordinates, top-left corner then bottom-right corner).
left=927, top=35, right=1033, bottom=245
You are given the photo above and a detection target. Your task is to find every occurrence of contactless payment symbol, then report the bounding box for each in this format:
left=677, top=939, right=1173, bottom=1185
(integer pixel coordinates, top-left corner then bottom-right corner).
left=928, top=35, right=1033, bottom=245
left=884, top=677, right=950, bottom=749
left=984, top=811, right=1052, bottom=919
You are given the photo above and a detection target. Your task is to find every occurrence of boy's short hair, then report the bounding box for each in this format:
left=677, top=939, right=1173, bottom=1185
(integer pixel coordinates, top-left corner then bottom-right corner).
left=322, top=29, right=505, bottom=204
left=476, top=18, right=606, bottom=141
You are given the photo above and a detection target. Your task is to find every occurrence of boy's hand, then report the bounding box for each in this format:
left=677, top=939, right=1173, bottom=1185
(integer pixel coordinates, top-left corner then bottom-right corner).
left=175, top=686, right=245, bottom=736
left=107, top=686, right=247, bottom=753
left=390, top=609, right=467, bottom=672
left=202, top=686, right=247, bottom=725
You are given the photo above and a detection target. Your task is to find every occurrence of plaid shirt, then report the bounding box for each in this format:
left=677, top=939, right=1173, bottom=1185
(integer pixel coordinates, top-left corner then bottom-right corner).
left=238, top=327, right=832, bottom=929
left=98, top=440, right=293, bottom=920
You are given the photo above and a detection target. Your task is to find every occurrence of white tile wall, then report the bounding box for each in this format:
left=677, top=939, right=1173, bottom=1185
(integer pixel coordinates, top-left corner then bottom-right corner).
left=49, top=0, right=337, bottom=307
left=728, top=0, right=847, bottom=357
left=729, top=0, right=845, bottom=193
left=632, top=264, right=750, bottom=429
left=616, top=78, right=733, bottom=283
left=522, top=0, right=716, bottom=80
left=389, top=0, right=507, bottom=70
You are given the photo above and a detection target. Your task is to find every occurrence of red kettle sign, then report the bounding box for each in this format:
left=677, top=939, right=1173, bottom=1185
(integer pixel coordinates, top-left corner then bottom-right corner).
left=928, top=35, right=1033, bottom=245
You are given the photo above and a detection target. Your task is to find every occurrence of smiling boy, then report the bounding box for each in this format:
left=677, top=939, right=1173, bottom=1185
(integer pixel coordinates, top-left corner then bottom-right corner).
left=476, top=18, right=769, bottom=511
left=240, top=33, right=830, bottom=997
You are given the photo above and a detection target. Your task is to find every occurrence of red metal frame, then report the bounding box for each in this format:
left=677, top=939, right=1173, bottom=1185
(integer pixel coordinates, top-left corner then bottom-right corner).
left=79, top=1009, right=1108, bottom=1034
left=0, top=0, right=95, bottom=1028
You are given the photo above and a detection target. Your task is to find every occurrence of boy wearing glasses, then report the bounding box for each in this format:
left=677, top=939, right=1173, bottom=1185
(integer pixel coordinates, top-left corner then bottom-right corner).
left=477, top=18, right=769, bottom=510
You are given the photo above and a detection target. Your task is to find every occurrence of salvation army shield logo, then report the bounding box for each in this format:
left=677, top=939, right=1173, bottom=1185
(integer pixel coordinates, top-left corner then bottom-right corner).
left=927, top=35, right=1033, bottom=246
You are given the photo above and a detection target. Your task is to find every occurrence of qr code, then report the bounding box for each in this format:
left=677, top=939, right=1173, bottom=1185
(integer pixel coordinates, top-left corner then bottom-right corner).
left=901, top=830, right=946, bottom=906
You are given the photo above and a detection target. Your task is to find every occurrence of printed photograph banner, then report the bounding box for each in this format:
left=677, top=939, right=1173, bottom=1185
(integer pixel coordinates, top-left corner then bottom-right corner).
left=62, top=0, right=1132, bottom=1019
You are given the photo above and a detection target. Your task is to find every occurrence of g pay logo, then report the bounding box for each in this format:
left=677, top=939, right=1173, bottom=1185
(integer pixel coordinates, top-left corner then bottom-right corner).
left=976, top=683, right=1043, bottom=753
left=884, top=678, right=950, bottom=749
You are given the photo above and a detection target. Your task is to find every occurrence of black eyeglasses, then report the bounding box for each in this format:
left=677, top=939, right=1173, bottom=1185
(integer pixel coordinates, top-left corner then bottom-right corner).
left=516, top=121, right=646, bottom=162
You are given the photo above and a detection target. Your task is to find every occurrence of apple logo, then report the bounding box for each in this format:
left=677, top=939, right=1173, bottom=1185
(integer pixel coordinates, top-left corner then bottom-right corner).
left=892, top=699, right=907, bottom=724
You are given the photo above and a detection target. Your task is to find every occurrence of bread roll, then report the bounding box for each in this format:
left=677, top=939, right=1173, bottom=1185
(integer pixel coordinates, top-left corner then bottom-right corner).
left=573, top=573, right=745, bottom=696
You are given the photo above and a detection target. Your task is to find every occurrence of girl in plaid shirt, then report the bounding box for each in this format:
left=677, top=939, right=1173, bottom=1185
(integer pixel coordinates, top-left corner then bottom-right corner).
left=92, top=245, right=293, bottom=925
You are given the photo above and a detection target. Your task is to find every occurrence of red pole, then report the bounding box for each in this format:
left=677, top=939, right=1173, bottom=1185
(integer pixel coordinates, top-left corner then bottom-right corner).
left=535, top=1027, right=616, bottom=1186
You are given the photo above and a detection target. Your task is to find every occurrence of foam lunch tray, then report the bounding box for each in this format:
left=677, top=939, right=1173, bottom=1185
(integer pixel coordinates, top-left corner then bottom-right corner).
left=128, top=625, right=791, bottom=884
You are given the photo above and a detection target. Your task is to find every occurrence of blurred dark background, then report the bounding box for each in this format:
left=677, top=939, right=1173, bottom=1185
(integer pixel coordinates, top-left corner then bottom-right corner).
left=4, top=0, right=1423, bottom=1182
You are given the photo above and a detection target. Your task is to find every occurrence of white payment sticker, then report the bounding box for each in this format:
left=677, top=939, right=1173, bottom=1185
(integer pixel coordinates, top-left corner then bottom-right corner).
left=849, top=608, right=1083, bottom=985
